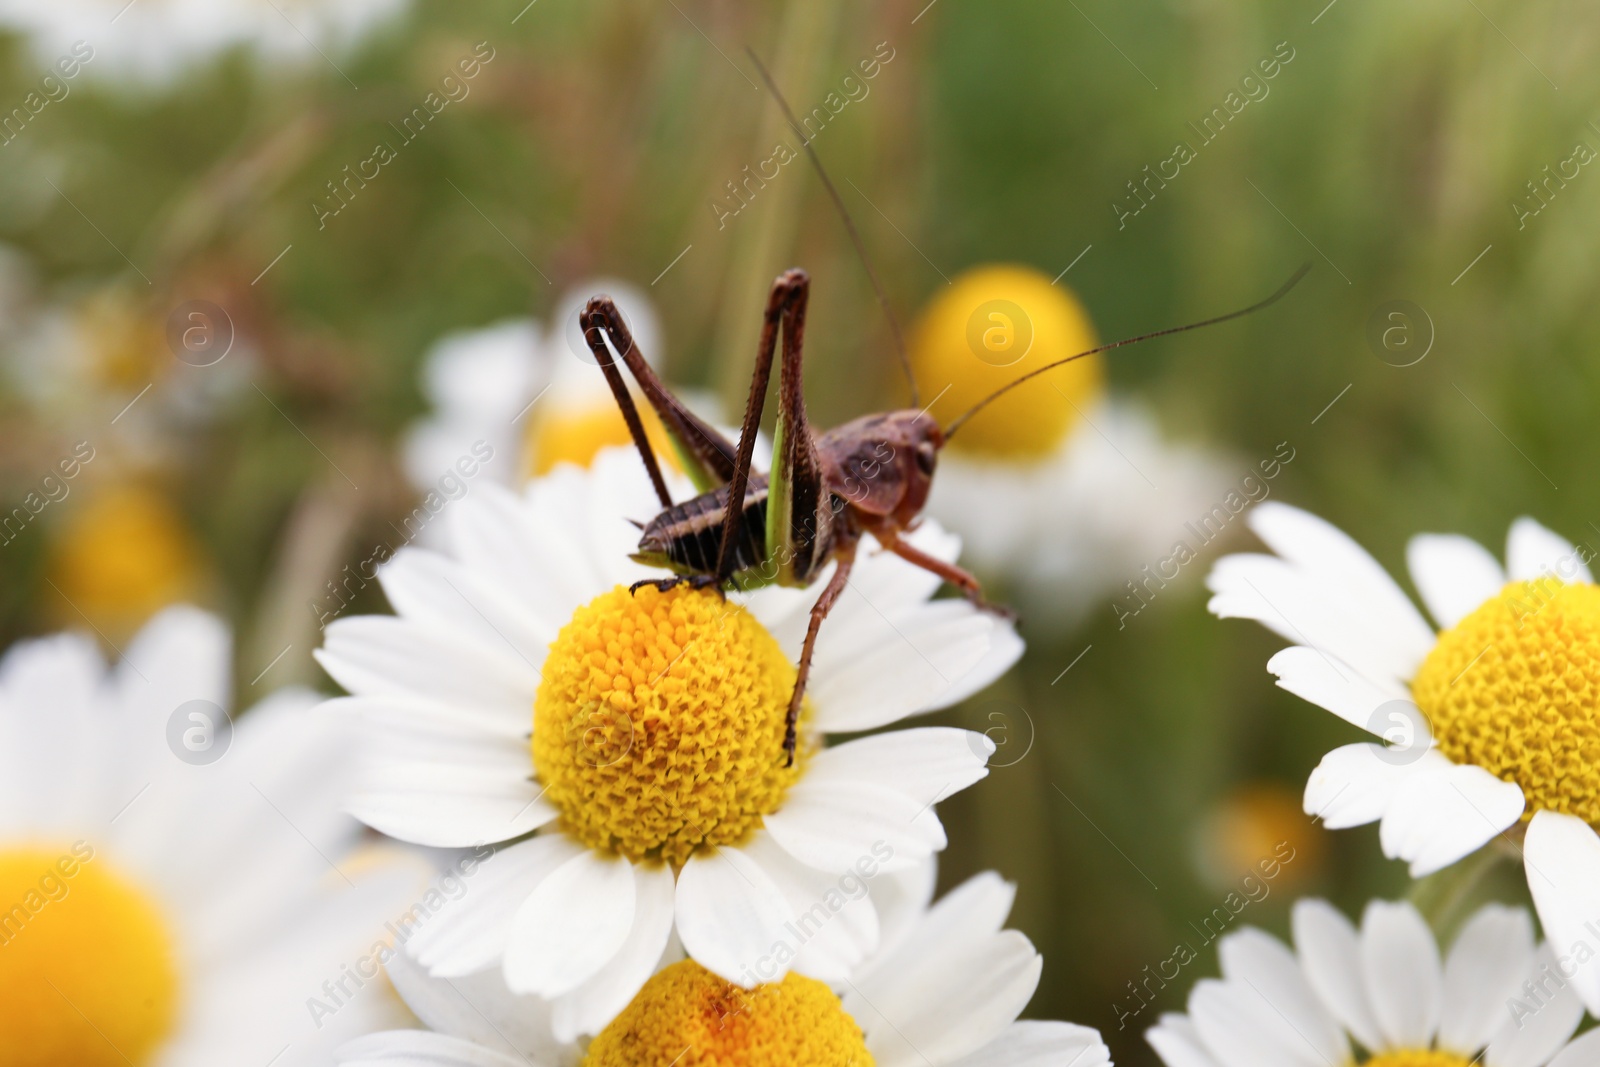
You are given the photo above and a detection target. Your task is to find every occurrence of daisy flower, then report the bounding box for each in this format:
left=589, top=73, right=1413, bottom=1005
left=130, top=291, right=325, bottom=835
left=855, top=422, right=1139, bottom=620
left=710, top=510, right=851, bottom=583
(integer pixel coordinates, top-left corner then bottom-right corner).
left=0, top=0, right=408, bottom=84
left=0, top=605, right=421, bottom=1066
left=1148, top=897, right=1600, bottom=1067
left=339, top=863, right=1111, bottom=1067
left=315, top=446, right=1022, bottom=1038
left=911, top=264, right=1234, bottom=627
left=402, top=279, right=676, bottom=499
left=1208, top=502, right=1600, bottom=1011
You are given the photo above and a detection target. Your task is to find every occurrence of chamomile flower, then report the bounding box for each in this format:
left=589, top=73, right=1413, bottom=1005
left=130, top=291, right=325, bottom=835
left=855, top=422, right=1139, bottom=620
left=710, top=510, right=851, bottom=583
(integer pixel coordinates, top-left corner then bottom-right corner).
left=1208, top=502, right=1600, bottom=1011
left=402, top=279, right=674, bottom=498
left=0, top=0, right=408, bottom=84
left=912, top=265, right=1232, bottom=626
left=339, top=863, right=1111, bottom=1067
left=1148, top=898, right=1599, bottom=1067
left=315, top=446, right=1022, bottom=1038
left=0, top=606, right=420, bottom=1066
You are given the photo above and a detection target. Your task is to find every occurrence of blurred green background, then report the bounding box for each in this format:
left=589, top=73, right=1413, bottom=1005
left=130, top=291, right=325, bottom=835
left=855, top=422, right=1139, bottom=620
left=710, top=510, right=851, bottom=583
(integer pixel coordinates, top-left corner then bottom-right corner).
left=0, top=1, right=1592, bottom=1061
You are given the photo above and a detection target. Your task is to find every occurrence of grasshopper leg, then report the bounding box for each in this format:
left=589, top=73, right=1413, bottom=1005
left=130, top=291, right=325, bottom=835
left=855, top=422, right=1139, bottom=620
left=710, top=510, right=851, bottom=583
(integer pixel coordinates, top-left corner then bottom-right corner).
left=880, top=533, right=1017, bottom=621
left=784, top=538, right=857, bottom=767
left=628, top=574, right=724, bottom=597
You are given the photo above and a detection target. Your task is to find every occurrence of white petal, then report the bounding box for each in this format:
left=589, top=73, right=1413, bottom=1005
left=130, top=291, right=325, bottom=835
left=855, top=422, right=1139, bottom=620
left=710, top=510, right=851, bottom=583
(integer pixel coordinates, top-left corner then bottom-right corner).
left=408, top=836, right=583, bottom=977
left=801, top=727, right=992, bottom=818
left=383, top=951, right=567, bottom=1063
left=378, top=548, right=554, bottom=670
left=1524, top=811, right=1600, bottom=1014
left=504, top=850, right=637, bottom=996
left=808, top=602, right=996, bottom=731
left=1486, top=945, right=1584, bottom=1067
left=1406, top=534, right=1505, bottom=629
left=674, top=845, right=795, bottom=985
left=854, top=871, right=1015, bottom=991
left=1188, top=977, right=1325, bottom=1067
left=1249, top=502, right=1436, bottom=660
left=1545, top=1027, right=1600, bottom=1067
left=549, top=861, right=675, bottom=1041
left=1267, top=645, right=1410, bottom=734
left=1208, top=553, right=1424, bottom=688
left=1147, top=1014, right=1224, bottom=1067
left=1379, top=762, right=1524, bottom=876
left=1218, top=926, right=1347, bottom=1066
left=738, top=832, right=879, bottom=983
left=336, top=1030, right=532, bottom=1067
left=317, top=616, right=536, bottom=714
left=855, top=929, right=1040, bottom=1067
left=1506, top=518, right=1594, bottom=584
left=1361, top=900, right=1442, bottom=1049
left=1438, top=905, right=1536, bottom=1056
left=764, top=779, right=946, bottom=875
left=1303, top=744, right=1447, bottom=830
left=1292, top=899, right=1385, bottom=1053
left=950, top=1021, right=1109, bottom=1067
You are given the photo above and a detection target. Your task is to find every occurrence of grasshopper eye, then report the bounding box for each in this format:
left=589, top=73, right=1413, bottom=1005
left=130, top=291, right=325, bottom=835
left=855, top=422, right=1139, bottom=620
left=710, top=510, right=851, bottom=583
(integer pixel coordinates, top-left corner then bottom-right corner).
left=914, top=442, right=937, bottom=475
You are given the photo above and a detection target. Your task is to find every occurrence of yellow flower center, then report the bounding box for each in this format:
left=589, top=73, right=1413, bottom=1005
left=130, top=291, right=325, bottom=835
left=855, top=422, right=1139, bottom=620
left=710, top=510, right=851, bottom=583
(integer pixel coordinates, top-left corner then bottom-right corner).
left=523, top=401, right=679, bottom=479
left=909, top=264, right=1103, bottom=460
left=532, top=586, right=806, bottom=866
left=0, top=846, right=180, bottom=1067
left=1412, top=580, right=1600, bottom=823
left=47, top=485, right=205, bottom=642
left=582, top=959, right=874, bottom=1067
left=1363, top=1050, right=1473, bottom=1067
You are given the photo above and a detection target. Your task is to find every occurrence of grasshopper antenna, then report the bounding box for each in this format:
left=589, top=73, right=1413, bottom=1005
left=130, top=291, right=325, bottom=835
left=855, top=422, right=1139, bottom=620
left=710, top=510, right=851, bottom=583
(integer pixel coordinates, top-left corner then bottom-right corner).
left=943, top=263, right=1313, bottom=440
left=745, top=46, right=920, bottom=407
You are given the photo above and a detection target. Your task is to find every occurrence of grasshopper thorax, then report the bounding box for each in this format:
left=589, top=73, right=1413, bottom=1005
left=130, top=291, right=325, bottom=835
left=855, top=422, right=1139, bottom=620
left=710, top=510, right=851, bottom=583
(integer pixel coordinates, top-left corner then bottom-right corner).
left=816, top=409, right=943, bottom=529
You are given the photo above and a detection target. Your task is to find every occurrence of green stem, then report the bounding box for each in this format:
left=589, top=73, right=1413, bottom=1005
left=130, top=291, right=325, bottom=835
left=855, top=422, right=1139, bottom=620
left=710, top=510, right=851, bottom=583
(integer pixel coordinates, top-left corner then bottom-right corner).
left=1406, top=840, right=1516, bottom=941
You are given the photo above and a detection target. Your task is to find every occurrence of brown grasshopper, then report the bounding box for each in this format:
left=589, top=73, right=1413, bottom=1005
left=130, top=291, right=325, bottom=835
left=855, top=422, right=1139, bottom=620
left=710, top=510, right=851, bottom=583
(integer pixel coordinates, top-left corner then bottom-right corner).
left=578, top=55, right=1308, bottom=766
left=579, top=263, right=1305, bottom=766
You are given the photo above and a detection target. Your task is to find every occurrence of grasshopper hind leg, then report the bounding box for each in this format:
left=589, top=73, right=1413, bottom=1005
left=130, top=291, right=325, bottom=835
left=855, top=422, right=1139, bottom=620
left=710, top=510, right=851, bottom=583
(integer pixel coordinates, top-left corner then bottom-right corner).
left=783, top=538, right=857, bottom=766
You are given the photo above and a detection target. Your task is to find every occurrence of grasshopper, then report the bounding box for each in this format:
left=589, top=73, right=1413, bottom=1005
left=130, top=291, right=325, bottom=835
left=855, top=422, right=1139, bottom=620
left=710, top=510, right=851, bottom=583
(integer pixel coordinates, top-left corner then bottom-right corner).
left=579, top=263, right=1305, bottom=766
left=578, top=55, right=1308, bottom=765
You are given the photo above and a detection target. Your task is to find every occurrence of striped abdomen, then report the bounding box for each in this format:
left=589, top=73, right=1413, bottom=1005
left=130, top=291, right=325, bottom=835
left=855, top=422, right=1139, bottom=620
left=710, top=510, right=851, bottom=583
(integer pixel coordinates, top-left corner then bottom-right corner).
left=635, top=475, right=770, bottom=577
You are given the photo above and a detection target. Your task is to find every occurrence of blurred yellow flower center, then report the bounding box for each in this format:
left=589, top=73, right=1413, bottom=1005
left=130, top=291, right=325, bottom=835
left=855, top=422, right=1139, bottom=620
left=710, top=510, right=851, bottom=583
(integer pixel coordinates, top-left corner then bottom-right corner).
left=1412, top=580, right=1600, bottom=823
left=1363, top=1050, right=1471, bottom=1067
left=582, top=959, right=874, bottom=1067
left=524, top=401, right=679, bottom=478
left=0, top=846, right=179, bottom=1067
left=47, top=485, right=203, bottom=642
left=532, top=585, right=806, bottom=866
left=909, top=264, right=1103, bottom=460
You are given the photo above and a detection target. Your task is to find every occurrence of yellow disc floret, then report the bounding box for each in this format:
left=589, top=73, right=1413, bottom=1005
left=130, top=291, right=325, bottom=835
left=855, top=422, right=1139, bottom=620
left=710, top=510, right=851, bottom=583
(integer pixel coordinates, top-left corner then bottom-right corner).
left=47, top=484, right=205, bottom=642
left=909, top=264, right=1102, bottom=460
left=0, top=846, right=180, bottom=1067
left=583, top=960, right=874, bottom=1067
left=524, top=401, right=679, bottom=478
left=532, top=585, right=806, bottom=866
left=1412, top=579, right=1600, bottom=823
left=1364, top=1050, right=1473, bottom=1067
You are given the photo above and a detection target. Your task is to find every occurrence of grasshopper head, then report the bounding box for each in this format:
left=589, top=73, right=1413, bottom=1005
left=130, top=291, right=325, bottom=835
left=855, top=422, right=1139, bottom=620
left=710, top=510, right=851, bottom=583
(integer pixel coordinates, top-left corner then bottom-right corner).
left=818, top=409, right=944, bottom=528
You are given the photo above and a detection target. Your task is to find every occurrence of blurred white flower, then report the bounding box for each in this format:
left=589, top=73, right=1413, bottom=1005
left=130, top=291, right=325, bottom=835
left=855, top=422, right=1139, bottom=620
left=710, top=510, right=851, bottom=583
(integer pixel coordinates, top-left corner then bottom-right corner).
left=0, top=606, right=423, bottom=1066
left=0, top=0, right=409, bottom=84
left=910, top=264, right=1234, bottom=627
left=402, top=278, right=668, bottom=497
